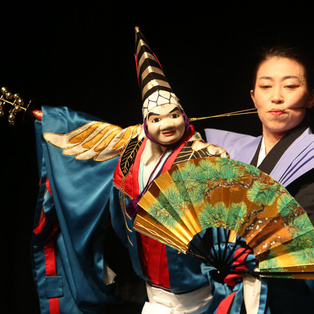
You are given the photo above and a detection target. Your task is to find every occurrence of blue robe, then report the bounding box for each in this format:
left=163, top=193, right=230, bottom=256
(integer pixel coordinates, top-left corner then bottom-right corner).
left=32, top=107, right=122, bottom=313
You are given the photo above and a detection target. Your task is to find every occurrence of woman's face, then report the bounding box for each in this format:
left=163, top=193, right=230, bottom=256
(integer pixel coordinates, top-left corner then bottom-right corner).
left=146, top=104, right=186, bottom=145
left=251, top=57, right=314, bottom=137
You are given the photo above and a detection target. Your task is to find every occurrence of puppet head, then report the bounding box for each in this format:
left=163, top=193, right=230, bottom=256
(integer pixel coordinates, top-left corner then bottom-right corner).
left=134, top=27, right=189, bottom=146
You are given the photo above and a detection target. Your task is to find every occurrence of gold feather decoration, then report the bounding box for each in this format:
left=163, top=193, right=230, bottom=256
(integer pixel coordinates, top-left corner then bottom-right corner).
left=44, top=122, right=142, bottom=162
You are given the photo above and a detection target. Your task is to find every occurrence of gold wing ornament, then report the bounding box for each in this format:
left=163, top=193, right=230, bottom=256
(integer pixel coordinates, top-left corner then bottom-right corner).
left=44, top=122, right=143, bottom=162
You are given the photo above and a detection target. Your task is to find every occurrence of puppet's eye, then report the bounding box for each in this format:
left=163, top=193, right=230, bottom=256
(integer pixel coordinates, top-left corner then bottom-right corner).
left=171, top=113, right=180, bottom=118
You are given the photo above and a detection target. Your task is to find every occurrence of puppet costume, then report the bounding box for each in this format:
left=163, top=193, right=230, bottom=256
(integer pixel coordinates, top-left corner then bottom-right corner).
left=205, top=122, right=314, bottom=313
left=31, top=28, right=228, bottom=313
left=112, top=125, right=227, bottom=313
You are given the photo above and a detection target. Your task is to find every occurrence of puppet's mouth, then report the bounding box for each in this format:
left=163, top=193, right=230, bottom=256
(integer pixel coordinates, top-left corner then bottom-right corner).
left=162, top=131, right=175, bottom=137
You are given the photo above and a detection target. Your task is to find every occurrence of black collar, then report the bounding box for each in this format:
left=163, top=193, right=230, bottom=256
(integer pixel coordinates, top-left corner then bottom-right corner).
left=250, top=120, right=309, bottom=174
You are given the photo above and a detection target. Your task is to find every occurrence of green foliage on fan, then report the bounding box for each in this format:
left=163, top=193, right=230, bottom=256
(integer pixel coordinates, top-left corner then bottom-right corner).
left=247, top=181, right=281, bottom=206
left=199, top=201, right=247, bottom=233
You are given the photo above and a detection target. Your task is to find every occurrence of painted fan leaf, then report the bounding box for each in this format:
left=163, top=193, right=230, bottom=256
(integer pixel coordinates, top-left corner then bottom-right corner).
left=134, top=157, right=314, bottom=279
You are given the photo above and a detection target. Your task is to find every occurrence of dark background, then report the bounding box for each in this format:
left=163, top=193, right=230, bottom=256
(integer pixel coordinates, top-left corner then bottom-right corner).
left=1, top=1, right=314, bottom=312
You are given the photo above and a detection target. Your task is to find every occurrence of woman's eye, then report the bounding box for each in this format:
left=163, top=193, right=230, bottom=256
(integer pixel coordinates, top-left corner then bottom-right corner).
left=151, top=117, right=161, bottom=123
left=259, top=85, right=271, bottom=89
left=171, top=113, right=180, bottom=118
left=285, top=85, right=299, bottom=89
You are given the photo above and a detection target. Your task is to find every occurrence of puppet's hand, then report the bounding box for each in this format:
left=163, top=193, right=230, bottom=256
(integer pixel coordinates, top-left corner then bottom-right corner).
left=191, top=139, right=229, bottom=158
left=206, top=143, right=229, bottom=158
left=44, top=123, right=142, bottom=162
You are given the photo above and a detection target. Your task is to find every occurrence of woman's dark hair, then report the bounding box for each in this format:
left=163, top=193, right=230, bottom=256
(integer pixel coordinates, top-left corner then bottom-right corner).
left=252, top=46, right=314, bottom=92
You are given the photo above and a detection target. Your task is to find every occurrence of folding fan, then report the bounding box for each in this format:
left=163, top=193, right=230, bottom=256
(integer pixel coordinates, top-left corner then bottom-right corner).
left=134, top=157, right=314, bottom=280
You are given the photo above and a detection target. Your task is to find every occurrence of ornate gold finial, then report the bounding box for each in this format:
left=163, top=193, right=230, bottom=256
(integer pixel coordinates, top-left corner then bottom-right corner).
left=0, top=86, right=30, bottom=125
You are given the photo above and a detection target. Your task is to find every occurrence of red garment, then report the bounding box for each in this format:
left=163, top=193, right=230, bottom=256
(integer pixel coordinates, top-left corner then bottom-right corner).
left=113, top=127, right=195, bottom=288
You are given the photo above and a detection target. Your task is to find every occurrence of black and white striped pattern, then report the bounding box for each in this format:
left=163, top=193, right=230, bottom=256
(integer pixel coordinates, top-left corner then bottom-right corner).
left=134, top=27, right=181, bottom=117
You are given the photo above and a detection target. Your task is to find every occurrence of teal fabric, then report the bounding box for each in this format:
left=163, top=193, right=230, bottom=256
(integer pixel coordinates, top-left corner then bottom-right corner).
left=33, top=106, right=121, bottom=313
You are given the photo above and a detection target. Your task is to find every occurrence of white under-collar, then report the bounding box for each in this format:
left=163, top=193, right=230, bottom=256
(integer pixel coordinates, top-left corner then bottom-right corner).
left=140, top=140, right=171, bottom=188
left=141, top=140, right=164, bottom=166
left=256, top=137, right=266, bottom=167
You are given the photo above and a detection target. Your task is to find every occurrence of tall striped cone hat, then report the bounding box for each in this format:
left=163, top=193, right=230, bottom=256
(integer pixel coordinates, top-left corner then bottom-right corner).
left=134, top=27, right=182, bottom=118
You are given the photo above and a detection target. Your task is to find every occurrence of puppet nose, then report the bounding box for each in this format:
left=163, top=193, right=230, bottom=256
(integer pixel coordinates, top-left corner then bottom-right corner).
left=160, top=119, right=175, bottom=131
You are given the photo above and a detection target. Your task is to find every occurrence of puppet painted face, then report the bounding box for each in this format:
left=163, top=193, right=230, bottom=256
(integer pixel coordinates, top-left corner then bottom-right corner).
left=146, top=104, right=186, bottom=146
left=251, top=57, right=314, bottom=137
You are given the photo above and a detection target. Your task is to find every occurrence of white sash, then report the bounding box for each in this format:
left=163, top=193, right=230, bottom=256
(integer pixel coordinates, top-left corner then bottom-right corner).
left=142, top=283, right=212, bottom=314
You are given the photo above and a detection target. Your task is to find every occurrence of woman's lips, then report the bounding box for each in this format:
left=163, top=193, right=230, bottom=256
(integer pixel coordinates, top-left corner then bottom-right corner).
left=269, top=109, right=285, bottom=116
